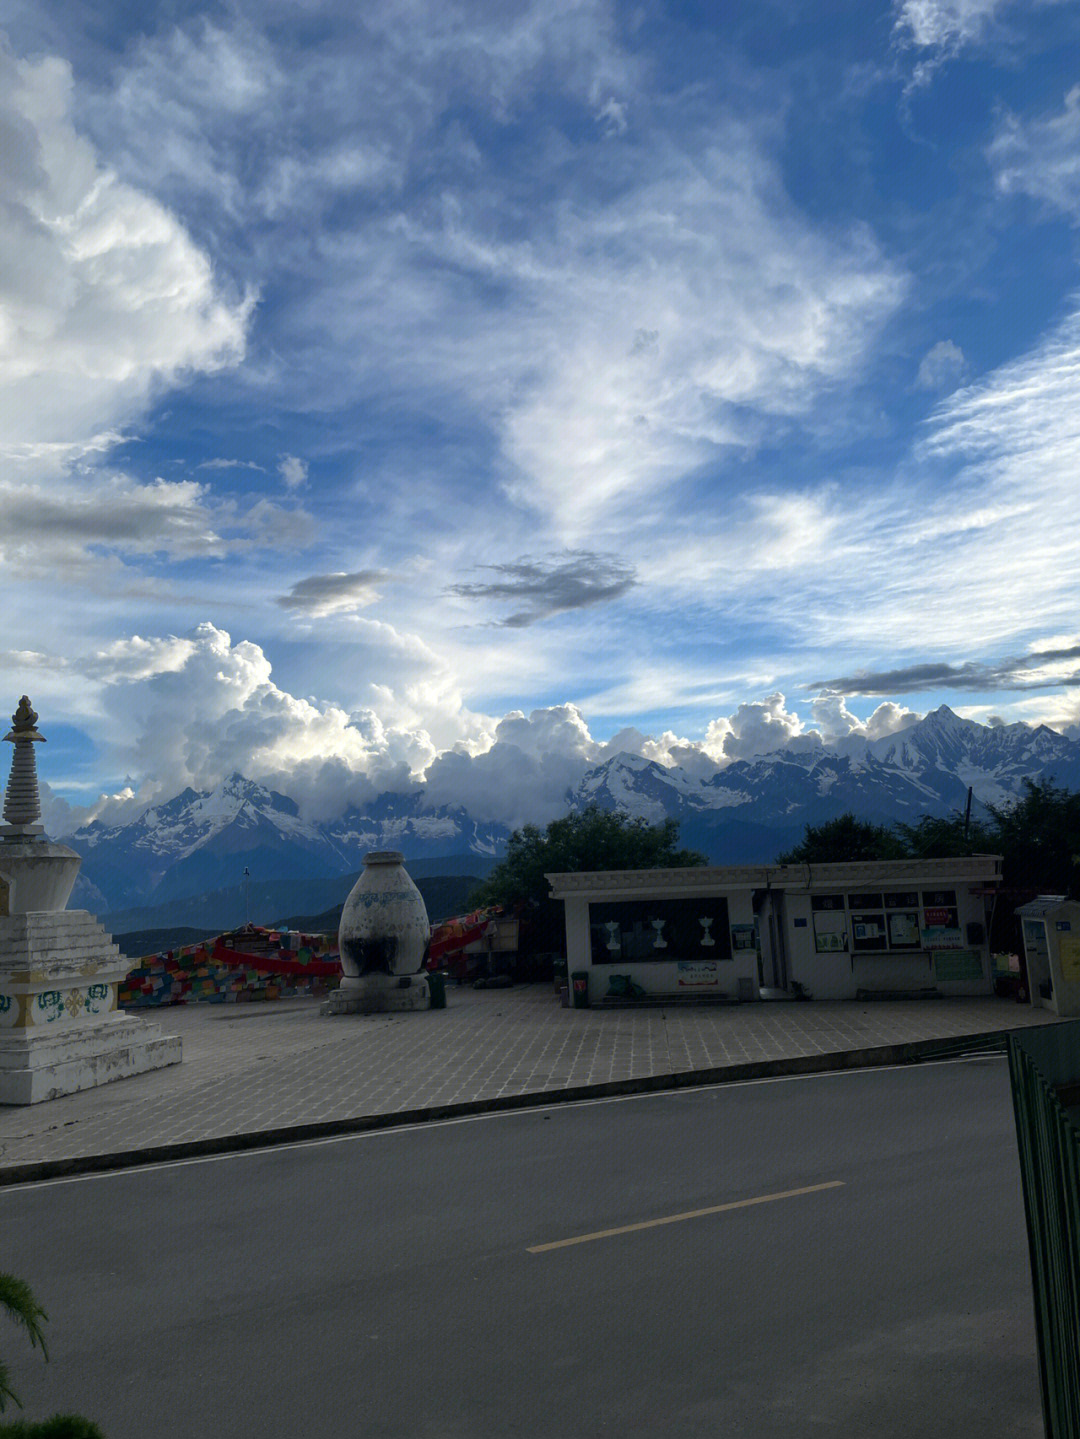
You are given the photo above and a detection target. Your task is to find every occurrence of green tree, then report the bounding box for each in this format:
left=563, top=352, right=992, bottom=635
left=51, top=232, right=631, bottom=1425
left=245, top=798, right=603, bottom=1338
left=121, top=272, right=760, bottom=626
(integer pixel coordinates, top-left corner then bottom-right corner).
left=776, top=814, right=907, bottom=864
left=985, top=778, right=1080, bottom=898
left=470, top=807, right=706, bottom=958
left=893, top=812, right=994, bottom=858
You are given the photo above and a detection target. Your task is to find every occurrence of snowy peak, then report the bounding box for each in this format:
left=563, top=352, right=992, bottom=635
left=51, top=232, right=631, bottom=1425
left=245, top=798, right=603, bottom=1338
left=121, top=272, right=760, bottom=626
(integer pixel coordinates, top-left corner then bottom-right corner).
left=574, top=752, right=700, bottom=822
left=59, top=710, right=1080, bottom=914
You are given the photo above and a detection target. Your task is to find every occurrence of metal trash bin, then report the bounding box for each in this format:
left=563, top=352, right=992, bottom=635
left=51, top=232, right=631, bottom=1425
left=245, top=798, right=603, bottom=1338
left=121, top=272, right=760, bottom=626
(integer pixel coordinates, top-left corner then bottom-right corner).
left=571, top=971, right=589, bottom=1009
left=427, top=972, right=447, bottom=1010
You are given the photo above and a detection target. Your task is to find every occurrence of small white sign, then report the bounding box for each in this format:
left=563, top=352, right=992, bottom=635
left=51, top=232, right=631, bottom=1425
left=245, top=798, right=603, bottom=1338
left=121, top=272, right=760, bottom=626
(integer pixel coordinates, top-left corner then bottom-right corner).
left=678, top=960, right=719, bottom=988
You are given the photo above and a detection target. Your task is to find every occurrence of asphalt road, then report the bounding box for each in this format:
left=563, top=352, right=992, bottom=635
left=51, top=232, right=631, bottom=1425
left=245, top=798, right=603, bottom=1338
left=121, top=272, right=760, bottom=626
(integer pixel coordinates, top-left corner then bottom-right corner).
left=0, top=1058, right=1043, bottom=1439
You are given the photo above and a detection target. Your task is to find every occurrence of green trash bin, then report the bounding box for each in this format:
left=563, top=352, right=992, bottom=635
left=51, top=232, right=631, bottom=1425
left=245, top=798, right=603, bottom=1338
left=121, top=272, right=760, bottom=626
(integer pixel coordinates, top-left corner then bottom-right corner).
left=571, top=971, right=589, bottom=1008
left=427, top=971, right=447, bottom=1010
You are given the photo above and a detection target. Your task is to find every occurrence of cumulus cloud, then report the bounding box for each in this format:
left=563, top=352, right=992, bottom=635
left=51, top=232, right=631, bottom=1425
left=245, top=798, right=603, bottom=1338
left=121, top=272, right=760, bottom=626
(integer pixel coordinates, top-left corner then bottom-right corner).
left=422, top=704, right=602, bottom=830
left=38, top=619, right=971, bottom=832
left=0, top=48, right=250, bottom=471
left=810, top=691, right=922, bottom=746
left=916, top=339, right=967, bottom=391
left=277, top=570, right=389, bottom=617
left=703, top=693, right=809, bottom=762
left=278, top=455, right=308, bottom=490
left=74, top=623, right=436, bottom=824
left=449, top=553, right=636, bottom=626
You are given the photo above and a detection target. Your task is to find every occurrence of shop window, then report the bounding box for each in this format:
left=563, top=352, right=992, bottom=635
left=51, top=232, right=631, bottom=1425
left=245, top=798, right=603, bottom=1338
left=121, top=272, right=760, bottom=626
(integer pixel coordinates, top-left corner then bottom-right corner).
left=811, top=896, right=848, bottom=953
left=589, top=897, right=732, bottom=964
left=851, top=912, right=887, bottom=952
left=886, top=910, right=921, bottom=949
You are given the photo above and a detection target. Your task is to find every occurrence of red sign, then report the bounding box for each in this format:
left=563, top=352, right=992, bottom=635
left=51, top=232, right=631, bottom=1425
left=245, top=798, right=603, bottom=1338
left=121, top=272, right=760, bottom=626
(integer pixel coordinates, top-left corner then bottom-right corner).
left=924, top=907, right=953, bottom=926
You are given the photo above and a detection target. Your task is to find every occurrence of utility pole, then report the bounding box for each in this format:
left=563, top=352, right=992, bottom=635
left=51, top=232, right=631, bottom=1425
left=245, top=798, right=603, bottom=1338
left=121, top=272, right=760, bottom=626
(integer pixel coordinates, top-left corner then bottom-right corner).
left=243, top=867, right=251, bottom=925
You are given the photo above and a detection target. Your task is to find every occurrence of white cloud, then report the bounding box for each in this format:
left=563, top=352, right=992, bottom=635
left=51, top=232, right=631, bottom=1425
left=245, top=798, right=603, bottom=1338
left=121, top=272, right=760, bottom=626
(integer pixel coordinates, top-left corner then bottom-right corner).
left=75, top=623, right=434, bottom=823
left=916, top=339, right=967, bottom=391
left=492, top=148, right=904, bottom=536
left=0, top=471, right=314, bottom=579
left=0, top=49, right=251, bottom=471
left=811, top=691, right=922, bottom=743
left=894, top=0, right=1006, bottom=51
left=278, top=454, right=308, bottom=490
left=25, top=611, right=1080, bottom=834
left=990, top=87, right=1080, bottom=221
left=277, top=571, right=388, bottom=617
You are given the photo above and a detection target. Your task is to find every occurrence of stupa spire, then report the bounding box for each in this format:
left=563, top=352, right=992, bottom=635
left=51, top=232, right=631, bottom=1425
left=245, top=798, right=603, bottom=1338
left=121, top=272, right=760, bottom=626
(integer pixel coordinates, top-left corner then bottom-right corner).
left=2, top=696, right=45, bottom=837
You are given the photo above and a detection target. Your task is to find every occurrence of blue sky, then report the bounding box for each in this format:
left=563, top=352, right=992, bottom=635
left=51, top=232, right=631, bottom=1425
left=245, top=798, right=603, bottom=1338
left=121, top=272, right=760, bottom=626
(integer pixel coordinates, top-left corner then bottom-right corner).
left=3, top=0, right=1080, bottom=828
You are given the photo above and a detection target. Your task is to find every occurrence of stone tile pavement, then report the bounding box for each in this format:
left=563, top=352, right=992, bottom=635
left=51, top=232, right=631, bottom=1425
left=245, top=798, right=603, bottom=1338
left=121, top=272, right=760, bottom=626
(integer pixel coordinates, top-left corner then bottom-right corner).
left=0, top=984, right=1064, bottom=1179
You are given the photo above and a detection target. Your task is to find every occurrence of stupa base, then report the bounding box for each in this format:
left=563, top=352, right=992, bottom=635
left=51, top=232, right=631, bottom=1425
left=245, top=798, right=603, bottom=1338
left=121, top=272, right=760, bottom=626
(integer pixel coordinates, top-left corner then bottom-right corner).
left=0, top=1014, right=182, bottom=1105
left=322, top=973, right=430, bottom=1015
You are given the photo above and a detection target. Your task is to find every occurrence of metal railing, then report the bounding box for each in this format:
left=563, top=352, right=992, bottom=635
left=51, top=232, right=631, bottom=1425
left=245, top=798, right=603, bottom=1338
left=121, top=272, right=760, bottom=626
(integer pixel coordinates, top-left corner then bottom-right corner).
left=1007, top=1022, right=1080, bottom=1439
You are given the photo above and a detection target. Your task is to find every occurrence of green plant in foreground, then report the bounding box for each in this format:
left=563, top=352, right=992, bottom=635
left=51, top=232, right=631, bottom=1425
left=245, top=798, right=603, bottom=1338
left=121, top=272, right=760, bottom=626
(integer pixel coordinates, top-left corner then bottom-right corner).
left=0, top=1275, right=48, bottom=1414
left=0, top=1417, right=105, bottom=1437
left=0, top=1274, right=103, bottom=1438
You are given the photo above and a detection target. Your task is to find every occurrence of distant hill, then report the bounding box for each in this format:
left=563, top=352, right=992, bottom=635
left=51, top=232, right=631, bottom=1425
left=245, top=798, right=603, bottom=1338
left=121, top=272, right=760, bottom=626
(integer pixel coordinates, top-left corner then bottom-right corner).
left=103, top=869, right=482, bottom=937
left=275, top=874, right=479, bottom=934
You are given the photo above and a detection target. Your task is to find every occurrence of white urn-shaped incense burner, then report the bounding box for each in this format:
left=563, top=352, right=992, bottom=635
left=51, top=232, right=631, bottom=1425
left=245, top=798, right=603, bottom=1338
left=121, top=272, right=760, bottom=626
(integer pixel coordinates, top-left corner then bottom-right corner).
left=326, top=852, right=431, bottom=1014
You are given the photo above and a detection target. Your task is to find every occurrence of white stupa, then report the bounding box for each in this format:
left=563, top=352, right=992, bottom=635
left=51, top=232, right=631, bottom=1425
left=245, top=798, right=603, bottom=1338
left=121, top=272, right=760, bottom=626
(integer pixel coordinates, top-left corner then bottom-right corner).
left=0, top=697, right=181, bottom=1104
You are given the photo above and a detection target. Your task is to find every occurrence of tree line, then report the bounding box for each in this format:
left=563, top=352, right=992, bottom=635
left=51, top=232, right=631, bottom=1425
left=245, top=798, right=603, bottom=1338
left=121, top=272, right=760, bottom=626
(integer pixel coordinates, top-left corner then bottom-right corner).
left=469, top=779, right=1080, bottom=956
left=776, top=777, right=1080, bottom=899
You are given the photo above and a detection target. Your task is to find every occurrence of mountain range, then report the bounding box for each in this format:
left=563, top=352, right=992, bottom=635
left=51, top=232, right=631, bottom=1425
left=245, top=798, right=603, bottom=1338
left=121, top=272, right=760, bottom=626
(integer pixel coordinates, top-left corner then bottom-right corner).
left=57, top=705, right=1080, bottom=931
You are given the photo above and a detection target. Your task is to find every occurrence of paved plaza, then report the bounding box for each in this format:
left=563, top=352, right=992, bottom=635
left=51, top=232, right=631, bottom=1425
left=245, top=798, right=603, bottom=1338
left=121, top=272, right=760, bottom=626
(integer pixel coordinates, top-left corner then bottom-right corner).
left=0, top=983, right=1063, bottom=1182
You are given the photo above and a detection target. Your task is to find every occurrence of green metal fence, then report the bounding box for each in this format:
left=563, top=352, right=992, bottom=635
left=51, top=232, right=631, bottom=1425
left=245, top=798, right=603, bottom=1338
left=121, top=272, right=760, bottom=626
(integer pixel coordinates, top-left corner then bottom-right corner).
left=1007, top=1022, right=1080, bottom=1439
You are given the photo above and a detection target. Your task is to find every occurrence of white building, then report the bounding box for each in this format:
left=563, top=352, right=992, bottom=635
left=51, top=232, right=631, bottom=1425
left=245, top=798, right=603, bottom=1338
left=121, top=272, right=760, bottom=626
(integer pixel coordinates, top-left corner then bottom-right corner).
left=547, top=855, right=1002, bottom=1005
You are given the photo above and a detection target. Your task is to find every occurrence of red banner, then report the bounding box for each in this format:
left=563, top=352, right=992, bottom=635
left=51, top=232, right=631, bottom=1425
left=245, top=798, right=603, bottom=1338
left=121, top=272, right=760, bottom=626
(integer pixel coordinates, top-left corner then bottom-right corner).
left=211, top=943, right=341, bottom=977
left=428, top=921, right=490, bottom=960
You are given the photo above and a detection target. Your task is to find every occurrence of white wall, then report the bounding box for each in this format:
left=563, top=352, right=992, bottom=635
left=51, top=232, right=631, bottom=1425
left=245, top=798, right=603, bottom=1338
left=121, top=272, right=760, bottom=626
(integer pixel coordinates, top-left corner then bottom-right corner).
left=779, top=884, right=992, bottom=999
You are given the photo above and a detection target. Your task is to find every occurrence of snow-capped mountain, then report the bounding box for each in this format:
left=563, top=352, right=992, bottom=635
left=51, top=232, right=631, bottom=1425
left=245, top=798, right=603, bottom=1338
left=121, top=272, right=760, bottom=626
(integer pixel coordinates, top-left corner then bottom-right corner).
left=63, top=774, right=509, bottom=912
left=57, top=706, right=1080, bottom=914
left=567, top=706, right=1080, bottom=859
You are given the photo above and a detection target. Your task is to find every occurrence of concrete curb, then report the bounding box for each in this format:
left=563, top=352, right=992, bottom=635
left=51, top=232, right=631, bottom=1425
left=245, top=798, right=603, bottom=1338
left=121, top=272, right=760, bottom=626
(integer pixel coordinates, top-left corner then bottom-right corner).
left=0, top=1027, right=1011, bottom=1188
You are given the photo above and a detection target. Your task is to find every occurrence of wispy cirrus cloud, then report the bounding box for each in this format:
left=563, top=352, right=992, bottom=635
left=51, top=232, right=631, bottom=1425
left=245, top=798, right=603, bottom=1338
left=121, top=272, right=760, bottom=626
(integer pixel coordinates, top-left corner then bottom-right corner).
left=990, top=85, right=1080, bottom=220
left=894, top=0, right=1010, bottom=52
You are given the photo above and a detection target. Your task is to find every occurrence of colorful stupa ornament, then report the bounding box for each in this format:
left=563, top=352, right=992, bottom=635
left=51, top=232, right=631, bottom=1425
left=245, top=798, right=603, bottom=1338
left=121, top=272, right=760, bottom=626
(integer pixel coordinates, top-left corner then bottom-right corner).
left=2, top=696, right=45, bottom=836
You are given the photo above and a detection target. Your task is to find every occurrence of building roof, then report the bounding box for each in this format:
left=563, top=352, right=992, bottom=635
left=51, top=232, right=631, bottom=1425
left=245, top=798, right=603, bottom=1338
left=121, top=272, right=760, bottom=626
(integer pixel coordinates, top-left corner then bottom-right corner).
left=545, top=855, right=1003, bottom=900
left=1015, top=896, right=1071, bottom=919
